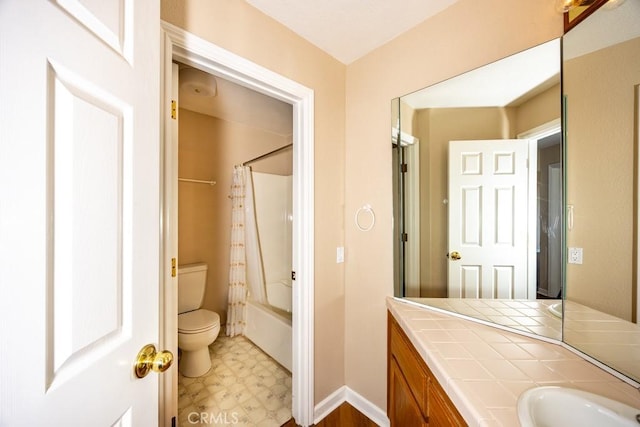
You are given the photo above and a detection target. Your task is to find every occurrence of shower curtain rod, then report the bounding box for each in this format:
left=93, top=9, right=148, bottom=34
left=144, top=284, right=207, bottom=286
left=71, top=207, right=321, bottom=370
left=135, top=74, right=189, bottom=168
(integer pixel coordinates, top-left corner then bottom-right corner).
left=178, top=177, right=217, bottom=186
left=242, top=143, right=292, bottom=166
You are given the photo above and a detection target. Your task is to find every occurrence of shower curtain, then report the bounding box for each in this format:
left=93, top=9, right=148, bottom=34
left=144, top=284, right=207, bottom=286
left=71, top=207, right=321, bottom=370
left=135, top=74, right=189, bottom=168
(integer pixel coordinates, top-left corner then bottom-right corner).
left=226, top=166, right=266, bottom=337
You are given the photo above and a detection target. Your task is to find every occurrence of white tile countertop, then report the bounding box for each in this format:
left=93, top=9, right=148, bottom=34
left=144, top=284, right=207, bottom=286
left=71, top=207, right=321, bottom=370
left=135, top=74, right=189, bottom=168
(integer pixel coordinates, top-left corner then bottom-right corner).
left=405, top=297, right=562, bottom=340
left=387, top=297, right=640, bottom=427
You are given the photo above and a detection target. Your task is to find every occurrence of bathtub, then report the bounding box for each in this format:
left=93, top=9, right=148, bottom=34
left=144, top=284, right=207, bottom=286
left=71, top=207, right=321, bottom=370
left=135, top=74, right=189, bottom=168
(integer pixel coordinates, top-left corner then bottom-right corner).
left=245, top=298, right=292, bottom=371
left=266, top=279, right=292, bottom=312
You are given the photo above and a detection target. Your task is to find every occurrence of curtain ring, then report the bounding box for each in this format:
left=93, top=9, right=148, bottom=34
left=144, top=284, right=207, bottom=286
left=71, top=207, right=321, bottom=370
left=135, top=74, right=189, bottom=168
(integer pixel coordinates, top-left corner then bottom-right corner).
left=355, top=204, right=375, bottom=232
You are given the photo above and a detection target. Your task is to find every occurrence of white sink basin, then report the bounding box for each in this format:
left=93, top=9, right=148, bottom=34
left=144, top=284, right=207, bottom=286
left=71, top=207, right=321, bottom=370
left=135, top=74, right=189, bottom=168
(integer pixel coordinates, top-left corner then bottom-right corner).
left=517, top=386, right=640, bottom=427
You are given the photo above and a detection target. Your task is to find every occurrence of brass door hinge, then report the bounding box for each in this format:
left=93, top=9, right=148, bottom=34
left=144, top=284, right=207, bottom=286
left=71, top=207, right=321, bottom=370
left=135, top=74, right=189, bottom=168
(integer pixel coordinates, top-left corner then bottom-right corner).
left=171, top=100, right=177, bottom=120
left=171, top=258, right=177, bottom=277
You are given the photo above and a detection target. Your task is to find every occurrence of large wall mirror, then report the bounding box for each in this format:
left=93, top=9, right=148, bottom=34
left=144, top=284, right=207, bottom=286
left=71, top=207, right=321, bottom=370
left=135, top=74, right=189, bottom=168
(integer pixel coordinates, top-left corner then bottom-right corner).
left=563, top=0, right=640, bottom=383
left=392, top=38, right=563, bottom=340
left=392, top=0, right=640, bottom=384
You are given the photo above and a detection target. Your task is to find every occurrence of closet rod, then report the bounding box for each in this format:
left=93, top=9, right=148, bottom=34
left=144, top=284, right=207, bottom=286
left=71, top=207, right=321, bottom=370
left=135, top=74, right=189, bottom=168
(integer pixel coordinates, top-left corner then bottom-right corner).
left=178, top=178, right=217, bottom=186
left=242, top=143, right=292, bottom=166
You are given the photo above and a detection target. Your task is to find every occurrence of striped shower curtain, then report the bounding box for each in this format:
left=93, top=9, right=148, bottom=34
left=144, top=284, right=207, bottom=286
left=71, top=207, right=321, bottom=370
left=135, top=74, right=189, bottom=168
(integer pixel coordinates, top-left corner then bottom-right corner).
left=226, top=166, right=249, bottom=337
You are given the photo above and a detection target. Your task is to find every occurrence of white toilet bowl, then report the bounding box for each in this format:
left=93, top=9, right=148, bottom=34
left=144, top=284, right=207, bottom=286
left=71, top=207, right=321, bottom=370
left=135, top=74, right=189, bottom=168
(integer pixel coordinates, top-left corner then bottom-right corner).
left=178, top=308, right=220, bottom=377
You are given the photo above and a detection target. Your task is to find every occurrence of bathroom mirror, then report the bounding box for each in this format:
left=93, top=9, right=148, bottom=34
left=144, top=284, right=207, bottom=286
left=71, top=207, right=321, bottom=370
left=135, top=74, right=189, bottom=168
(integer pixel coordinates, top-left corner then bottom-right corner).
left=563, top=0, right=640, bottom=383
left=392, top=38, right=563, bottom=340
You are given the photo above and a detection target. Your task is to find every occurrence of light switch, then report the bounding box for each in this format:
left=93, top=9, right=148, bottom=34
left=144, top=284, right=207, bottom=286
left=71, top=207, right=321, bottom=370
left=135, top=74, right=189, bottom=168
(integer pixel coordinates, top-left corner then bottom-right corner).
left=336, top=247, right=345, bottom=263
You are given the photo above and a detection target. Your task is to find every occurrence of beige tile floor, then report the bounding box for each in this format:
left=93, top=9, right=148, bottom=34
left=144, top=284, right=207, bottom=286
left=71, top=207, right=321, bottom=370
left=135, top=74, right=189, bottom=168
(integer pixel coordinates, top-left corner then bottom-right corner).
left=178, top=334, right=292, bottom=427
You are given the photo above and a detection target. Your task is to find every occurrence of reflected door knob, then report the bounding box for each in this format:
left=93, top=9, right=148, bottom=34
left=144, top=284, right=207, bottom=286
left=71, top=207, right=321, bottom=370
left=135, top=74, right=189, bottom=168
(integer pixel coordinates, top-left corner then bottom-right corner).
left=447, top=251, right=462, bottom=261
left=134, top=344, right=174, bottom=378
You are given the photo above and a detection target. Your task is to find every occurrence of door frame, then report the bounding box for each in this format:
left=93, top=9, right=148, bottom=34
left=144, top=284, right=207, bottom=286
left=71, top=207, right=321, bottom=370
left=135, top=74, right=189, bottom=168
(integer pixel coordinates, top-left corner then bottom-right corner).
left=159, top=21, right=315, bottom=426
left=518, top=118, right=562, bottom=299
left=391, top=128, right=420, bottom=297
left=547, top=162, right=562, bottom=298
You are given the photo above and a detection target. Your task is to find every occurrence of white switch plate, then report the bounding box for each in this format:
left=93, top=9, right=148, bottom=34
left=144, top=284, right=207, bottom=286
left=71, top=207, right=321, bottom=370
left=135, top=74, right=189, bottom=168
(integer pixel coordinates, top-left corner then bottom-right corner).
left=336, top=247, right=345, bottom=263
left=568, top=247, right=583, bottom=264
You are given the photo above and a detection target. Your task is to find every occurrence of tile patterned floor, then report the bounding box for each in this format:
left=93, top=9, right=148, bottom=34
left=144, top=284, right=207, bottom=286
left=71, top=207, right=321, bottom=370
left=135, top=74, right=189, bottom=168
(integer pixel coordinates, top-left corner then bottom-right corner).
left=178, top=334, right=292, bottom=427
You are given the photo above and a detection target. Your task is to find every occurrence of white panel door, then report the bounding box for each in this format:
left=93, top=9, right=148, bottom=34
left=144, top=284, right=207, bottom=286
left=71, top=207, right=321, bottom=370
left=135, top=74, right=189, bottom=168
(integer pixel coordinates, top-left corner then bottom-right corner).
left=448, top=140, right=530, bottom=299
left=0, top=1, right=162, bottom=425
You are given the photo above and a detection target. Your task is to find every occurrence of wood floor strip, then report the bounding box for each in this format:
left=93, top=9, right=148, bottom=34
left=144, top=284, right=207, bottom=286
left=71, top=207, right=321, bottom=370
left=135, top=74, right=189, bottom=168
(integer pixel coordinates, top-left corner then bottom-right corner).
left=280, top=402, right=378, bottom=427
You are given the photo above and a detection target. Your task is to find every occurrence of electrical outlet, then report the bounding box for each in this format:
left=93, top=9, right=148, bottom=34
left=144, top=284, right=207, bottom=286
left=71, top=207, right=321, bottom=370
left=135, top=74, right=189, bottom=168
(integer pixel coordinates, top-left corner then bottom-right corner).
left=568, top=247, right=583, bottom=264
left=336, top=247, right=345, bottom=263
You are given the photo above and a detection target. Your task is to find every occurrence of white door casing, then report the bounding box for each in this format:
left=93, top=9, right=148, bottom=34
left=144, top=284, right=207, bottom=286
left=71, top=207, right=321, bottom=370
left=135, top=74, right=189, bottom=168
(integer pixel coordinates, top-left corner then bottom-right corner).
left=404, top=139, right=421, bottom=298
left=160, top=22, right=315, bottom=426
left=448, top=140, right=531, bottom=299
left=159, top=62, right=181, bottom=426
left=0, top=1, right=161, bottom=425
left=518, top=119, right=561, bottom=300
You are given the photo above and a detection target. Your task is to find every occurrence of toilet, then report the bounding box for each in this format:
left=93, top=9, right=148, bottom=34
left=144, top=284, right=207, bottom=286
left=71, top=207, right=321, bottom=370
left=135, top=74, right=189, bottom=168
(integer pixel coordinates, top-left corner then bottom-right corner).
left=178, top=262, right=220, bottom=377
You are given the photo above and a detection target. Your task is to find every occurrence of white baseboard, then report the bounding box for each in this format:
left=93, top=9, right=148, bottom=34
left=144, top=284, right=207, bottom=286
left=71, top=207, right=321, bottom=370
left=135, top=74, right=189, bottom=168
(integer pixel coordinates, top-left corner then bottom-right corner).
left=313, top=386, right=346, bottom=423
left=314, top=386, right=390, bottom=427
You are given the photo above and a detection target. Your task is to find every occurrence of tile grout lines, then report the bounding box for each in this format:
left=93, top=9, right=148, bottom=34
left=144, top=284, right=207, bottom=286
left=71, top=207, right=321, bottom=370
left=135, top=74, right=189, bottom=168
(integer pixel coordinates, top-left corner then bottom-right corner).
left=178, top=334, right=292, bottom=426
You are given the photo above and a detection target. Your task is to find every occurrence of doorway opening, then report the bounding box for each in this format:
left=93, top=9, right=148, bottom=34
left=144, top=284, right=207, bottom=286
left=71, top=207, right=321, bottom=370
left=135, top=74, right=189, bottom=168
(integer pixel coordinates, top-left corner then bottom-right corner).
left=518, top=120, right=563, bottom=299
left=160, top=22, right=315, bottom=427
left=175, top=63, right=294, bottom=425
left=533, top=132, right=562, bottom=299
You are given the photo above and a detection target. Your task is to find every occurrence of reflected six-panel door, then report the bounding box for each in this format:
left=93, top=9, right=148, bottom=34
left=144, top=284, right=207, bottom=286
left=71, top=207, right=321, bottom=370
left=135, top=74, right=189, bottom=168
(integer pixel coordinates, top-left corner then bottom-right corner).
left=448, top=140, right=531, bottom=299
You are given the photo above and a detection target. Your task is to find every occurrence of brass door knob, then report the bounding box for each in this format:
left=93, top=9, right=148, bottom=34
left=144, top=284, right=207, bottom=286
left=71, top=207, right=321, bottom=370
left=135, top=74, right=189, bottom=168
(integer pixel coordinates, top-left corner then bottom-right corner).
left=134, top=344, right=174, bottom=378
left=447, top=251, right=462, bottom=261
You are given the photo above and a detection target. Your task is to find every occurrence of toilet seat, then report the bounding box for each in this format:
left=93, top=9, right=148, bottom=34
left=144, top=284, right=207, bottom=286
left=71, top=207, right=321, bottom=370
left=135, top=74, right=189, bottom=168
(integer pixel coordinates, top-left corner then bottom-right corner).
left=178, top=309, right=220, bottom=334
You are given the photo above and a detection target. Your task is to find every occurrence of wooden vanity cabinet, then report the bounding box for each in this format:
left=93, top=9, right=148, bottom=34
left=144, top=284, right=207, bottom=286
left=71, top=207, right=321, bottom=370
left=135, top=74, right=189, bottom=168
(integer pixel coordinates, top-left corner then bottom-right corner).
left=388, top=312, right=467, bottom=427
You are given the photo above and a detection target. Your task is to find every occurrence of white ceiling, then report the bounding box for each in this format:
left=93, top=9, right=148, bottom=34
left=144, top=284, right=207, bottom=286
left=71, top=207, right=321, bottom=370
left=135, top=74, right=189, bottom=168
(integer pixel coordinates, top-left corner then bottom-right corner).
left=179, top=1, right=465, bottom=128
left=179, top=2, right=561, bottom=131
left=245, top=0, right=461, bottom=64
left=179, top=65, right=293, bottom=136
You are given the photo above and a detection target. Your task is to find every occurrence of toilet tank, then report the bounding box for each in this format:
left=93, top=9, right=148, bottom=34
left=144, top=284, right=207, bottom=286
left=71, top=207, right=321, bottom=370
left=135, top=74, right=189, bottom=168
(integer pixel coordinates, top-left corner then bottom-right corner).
left=178, top=262, right=208, bottom=314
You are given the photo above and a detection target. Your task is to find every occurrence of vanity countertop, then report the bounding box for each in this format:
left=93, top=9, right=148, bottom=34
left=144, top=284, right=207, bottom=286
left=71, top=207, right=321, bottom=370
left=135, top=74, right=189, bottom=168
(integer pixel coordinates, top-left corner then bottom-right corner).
left=387, top=297, right=640, bottom=427
left=405, top=297, right=562, bottom=340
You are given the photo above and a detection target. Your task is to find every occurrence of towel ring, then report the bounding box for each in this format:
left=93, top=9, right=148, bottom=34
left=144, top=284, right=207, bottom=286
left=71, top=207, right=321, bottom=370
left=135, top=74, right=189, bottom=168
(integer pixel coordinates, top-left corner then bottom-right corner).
left=355, top=204, right=375, bottom=232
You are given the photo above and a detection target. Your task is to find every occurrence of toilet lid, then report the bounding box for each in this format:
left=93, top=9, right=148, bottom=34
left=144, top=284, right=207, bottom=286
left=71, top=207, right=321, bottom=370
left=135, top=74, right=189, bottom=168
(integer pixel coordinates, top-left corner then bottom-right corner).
left=178, top=309, right=220, bottom=334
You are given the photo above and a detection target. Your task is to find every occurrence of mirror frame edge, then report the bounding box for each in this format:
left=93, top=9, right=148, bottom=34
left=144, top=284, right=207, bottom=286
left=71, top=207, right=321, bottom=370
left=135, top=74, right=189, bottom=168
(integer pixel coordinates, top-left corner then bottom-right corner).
left=564, top=0, right=608, bottom=33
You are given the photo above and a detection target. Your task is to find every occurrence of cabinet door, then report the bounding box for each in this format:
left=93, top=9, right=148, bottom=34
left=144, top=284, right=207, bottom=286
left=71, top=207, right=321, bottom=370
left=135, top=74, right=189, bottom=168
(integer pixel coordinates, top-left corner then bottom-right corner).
left=389, top=359, right=428, bottom=427
left=428, top=377, right=467, bottom=427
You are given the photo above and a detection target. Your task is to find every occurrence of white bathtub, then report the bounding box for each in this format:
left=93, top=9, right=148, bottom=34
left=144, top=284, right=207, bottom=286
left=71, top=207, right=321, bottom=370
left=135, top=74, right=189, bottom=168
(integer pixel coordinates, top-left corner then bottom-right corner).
left=245, top=299, right=292, bottom=371
left=266, top=279, right=292, bottom=312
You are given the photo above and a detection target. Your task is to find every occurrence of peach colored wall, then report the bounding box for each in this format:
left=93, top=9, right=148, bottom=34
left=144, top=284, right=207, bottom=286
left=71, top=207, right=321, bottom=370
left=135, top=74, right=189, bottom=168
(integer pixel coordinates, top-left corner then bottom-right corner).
left=345, top=0, right=562, bottom=410
left=161, top=0, right=346, bottom=404
left=164, top=0, right=563, bottom=412
left=516, top=84, right=561, bottom=134
left=565, top=37, right=640, bottom=321
left=177, top=108, right=291, bottom=325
